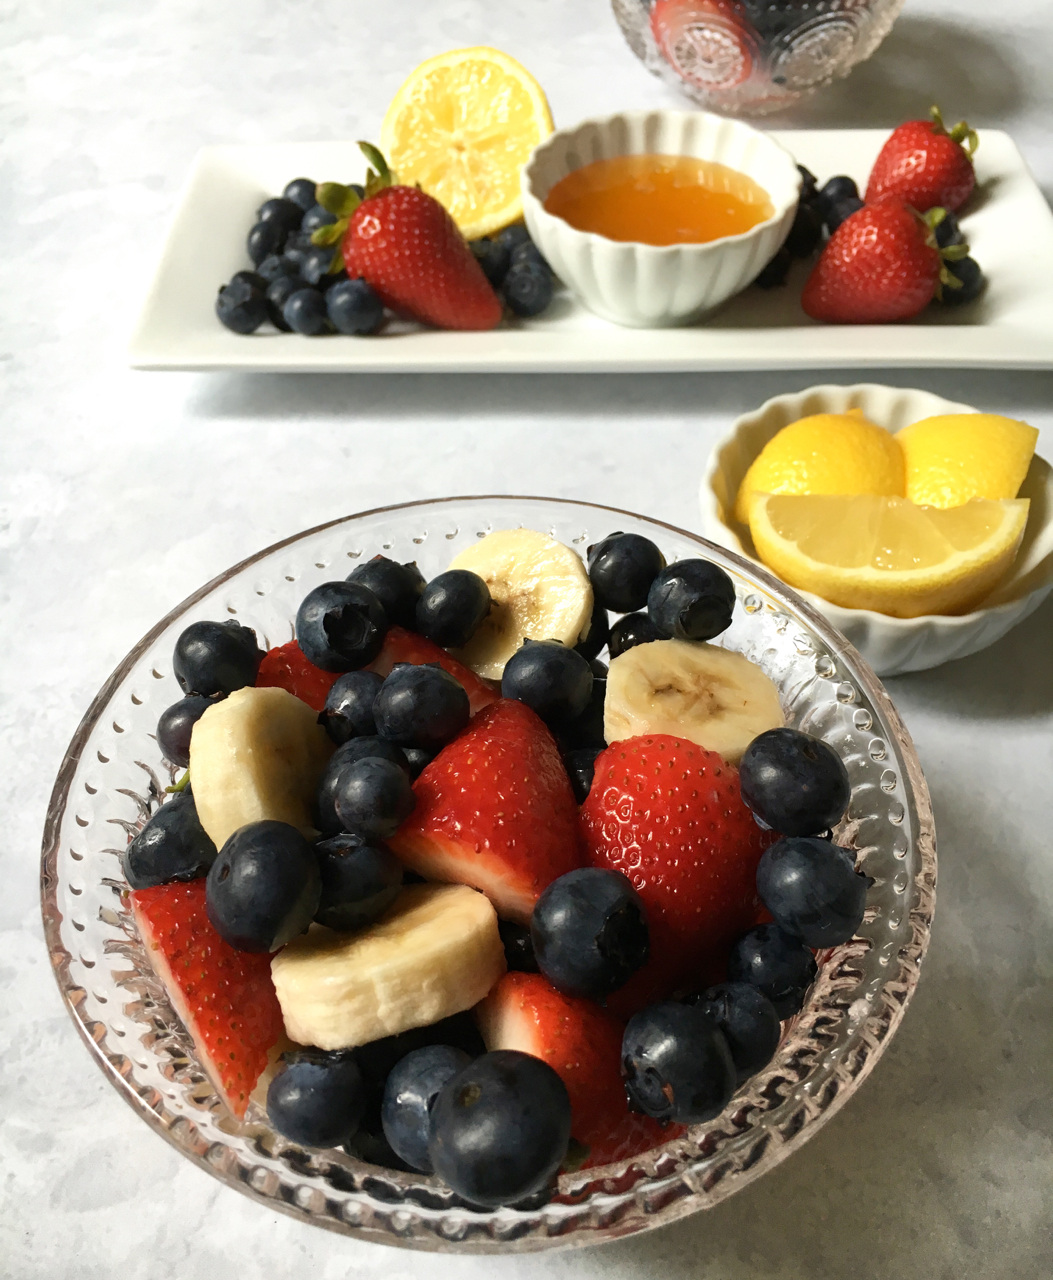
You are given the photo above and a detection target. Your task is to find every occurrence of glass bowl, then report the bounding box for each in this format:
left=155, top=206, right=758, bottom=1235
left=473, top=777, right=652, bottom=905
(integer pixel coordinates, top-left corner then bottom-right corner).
left=41, top=496, right=935, bottom=1253
left=612, top=0, right=906, bottom=117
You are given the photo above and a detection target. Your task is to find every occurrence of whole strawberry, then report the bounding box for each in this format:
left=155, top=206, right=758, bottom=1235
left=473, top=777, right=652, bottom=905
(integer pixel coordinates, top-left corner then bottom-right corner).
left=866, top=106, right=978, bottom=213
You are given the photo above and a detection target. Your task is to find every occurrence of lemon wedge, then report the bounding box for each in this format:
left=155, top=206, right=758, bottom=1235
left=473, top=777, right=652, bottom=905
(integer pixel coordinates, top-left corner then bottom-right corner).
left=380, top=46, right=554, bottom=241
left=748, top=493, right=1030, bottom=617
left=734, top=410, right=905, bottom=527
left=897, top=413, right=1040, bottom=508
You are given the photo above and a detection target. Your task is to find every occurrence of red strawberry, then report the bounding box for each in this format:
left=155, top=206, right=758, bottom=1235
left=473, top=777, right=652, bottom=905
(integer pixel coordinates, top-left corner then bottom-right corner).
left=477, top=971, right=679, bottom=1168
left=580, top=735, right=777, bottom=1016
left=650, top=0, right=756, bottom=90
left=365, top=625, right=497, bottom=716
left=388, top=699, right=583, bottom=922
left=256, top=640, right=341, bottom=712
left=801, top=199, right=944, bottom=324
left=866, top=106, right=977, bottom=213
left=131, top=879, right=284, bottom=1117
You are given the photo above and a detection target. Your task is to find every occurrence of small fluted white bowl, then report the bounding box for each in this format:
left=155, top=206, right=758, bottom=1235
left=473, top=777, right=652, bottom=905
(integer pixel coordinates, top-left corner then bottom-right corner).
left=700, top=384, right=1053, bottom=677
left=520, top=110, right=800, bottom=328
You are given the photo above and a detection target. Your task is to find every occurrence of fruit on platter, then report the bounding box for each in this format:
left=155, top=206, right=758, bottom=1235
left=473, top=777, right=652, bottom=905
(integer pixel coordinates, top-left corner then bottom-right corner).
left=866, top=106, right=978, bottom=214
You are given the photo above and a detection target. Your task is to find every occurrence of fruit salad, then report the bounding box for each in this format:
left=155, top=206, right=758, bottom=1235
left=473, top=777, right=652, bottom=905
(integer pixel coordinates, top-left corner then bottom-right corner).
left=123, top=525, right=872, bottom=1207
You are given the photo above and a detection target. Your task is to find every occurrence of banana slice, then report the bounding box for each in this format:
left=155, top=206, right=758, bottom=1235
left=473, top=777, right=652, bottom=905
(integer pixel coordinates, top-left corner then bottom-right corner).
left=189, top=685, right=333, bottom=849
left=448, top=528, right=593, bottom=679
left=271, top=883, right=505, bottom=1050
left=604, top=639, right=783, bottom=765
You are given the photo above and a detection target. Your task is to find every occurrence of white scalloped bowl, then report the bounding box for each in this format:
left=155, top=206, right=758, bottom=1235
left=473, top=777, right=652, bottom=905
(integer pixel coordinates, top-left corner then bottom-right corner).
left=520, top=110, right=800, bottom=327
left=700, top=385, right=1053, bottom=677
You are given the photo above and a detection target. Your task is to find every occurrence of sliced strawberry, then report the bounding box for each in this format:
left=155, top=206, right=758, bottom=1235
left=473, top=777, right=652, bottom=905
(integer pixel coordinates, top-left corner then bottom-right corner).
left=131, top=879, right=284, bottom=1117
left=389, top=699, right=583, bottom=923
left=255, top=640, right=340, bottom=712
left=477, top=971, right=680, bottom=1168
left=866, top=107, right=977, bottom=213
left=365, top=625, right=497, bottom=716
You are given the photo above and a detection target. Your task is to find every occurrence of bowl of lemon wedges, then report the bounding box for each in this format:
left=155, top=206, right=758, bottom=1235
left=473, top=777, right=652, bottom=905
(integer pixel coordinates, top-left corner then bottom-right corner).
left=701, top=384, right=1053, bottom=676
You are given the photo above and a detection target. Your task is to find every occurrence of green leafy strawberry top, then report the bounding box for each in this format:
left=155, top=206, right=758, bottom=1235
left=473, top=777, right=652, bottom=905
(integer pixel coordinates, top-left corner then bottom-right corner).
left=309, top=142, right=396, bottom=272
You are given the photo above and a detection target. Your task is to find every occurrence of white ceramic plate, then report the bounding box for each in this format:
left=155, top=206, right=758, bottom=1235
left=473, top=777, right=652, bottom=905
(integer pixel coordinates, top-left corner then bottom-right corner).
left=129, top=130, right=1053, bottom=373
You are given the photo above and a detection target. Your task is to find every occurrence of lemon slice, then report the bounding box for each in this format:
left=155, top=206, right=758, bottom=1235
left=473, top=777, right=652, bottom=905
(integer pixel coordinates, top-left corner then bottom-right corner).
left=748, top=493, right=1030, bottom=617
left=733, top=410, right=905, bottom=527
left=380, top=46, right=554, bottom=240
left=896, top=413, right=1039, bottom=508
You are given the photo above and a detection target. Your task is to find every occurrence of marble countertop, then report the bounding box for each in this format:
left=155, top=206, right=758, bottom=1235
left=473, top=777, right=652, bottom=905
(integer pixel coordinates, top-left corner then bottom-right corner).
left=2, top=1, right=1051, bottom=1276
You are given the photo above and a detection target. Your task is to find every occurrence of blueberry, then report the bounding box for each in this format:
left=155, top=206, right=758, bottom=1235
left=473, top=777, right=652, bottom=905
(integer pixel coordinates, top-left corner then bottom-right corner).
left=587, top=531, right=666, bottom=614
left=688, top=982, right=781, bottom=1085
left=355, top=1013, right=485, bottom=1108
left=726, top=924, right=817, bottom=1019
left=156, top=693, right=219, bottom=767
left=283, top=287, right=331, bottom=335
left=470, top=237, right=511, bottom=285
left=502, top=640, right=593, bottom=727
left=320, top=670, right=384, bottom=744
left=510, top=241, right=550, bottom=272
left=230, top=269, right=267, bottom=290
left=816, top=174, right=859, bottom=214
left=173, top=619, right=263, bottom=697
left=295, top=581, right=388, bottom=671
left=347, top=556, right=426, bottom=630
left=648, top=559, right=736, bottom=641
left=607, top=611, right=661, bottom=658
left=206, top=820, right=321, bottom=952
left=934, top=210, right=965, bottom=249
left=122, top=792, right=217, bottom=890
left=216, top=277, right=267, bottom=334
left=503, top=260, right=554, bottom=317
left=563, top=745, right=603, bottom=803
left=316, top=737, right=410, bottom=835
left=826, top=196, right=864, bottom=235
left=267, top=1048, right=365, bottom=1148
left=327, top=277, right=384, bottom=335
left=754, top=245, right=792, bottom=289
left=402, top=746, right=434, bottom=779
left=313, top=832, right=403, bottom=931
left=621, top=1003, right=735, bottom=1124
left=382, top=1045, right=472, bottom=1172
left=942, top=255, right=985, bottom=305
left=302, top=203, right=338, bottom=234
left=256, top=196, right=304, bottom=234
left=282, top=232, right=315, bottom=270
left=496, top=225, right=532, bottom=253
left=797, top=164, right=819, bottom=202
left=263, top=274, right=303, bottom=329
left=785, top=201, right=823, bottom=258
left=498, top=919, right=539, bottom=972
left=298, top=244, right=338, bottom=287
left=334, top=756, right=416, bottom=841
left=531, top=867, right=649, bottom=1000
left=739, top=726, right=850, bottom=836
left=283, top=178, right=317, bottom=212
left=257, top=253, right=300, bottom=283
left=557, top=670, right=606, bottom=749
left=374, top=663, right=470, bottom=753
left=574, top=597, right=610, bottom=661
left=757, top=836, right=870, bottom=948
left=247, top=218, right=288, bottom=264
left=429, top=1050, right=572, bottom=1207
left=415, top=570, right=491, bottom=648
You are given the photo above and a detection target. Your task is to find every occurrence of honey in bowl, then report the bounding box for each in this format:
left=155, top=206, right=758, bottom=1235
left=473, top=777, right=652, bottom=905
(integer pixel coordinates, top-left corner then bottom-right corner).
left=543, top=154, right=774, bottom=246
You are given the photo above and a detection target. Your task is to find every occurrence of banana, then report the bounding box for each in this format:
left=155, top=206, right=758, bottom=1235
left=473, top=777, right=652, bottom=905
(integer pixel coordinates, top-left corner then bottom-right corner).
left=271, top=883, right=505, bottom=1050
left=189, top=685, right=334, bottom=849
left=448, top=528, right=593, bottom=679
left=604, top=639, right=783, bottom=765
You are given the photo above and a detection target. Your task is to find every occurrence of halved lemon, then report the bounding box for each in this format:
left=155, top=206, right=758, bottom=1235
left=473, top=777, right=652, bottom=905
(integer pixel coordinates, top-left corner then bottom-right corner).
left=748, top=493, right=1030, bottom=618
left=896, top=413, right=1039, bottom=508
left=380, top=46, right=554, bottom=240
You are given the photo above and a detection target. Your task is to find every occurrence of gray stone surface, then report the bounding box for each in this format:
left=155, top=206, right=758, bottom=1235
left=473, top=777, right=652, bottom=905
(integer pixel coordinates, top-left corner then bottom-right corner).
left=1, top=1, right=1051, bottom=1276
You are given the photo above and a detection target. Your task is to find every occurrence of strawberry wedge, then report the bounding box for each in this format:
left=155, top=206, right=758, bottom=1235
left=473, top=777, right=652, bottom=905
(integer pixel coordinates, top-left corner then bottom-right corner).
left=366, top=625, right=497, bottom=715
left=256, top=640, right=341, bottom=712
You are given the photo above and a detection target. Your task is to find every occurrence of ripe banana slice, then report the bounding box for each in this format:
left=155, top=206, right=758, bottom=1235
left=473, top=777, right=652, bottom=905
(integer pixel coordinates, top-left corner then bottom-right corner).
left=189, top=685, right=334, bottom=849
left=271, top=883, right=505, bottom=1050
left=448, top=528, right=593, bottom=680
left=604, top=639, right=783, bottom=765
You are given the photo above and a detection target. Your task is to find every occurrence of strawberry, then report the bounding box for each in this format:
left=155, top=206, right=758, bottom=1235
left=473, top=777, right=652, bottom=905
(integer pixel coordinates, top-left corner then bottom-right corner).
left=477, top=972, right=679, bottom=1168
left=866, top=106, right=978, bottom=213
left=388, top=699, right=583, bottom=923
left=255, top=639, right=341, bottom=712
left=580, top=735, right=777, bottom=1016
left=365, top=625, right=497, bottom=716
left=650, top=0, right=756, bottom=91
left=130, top=879, right=285, bottom=1117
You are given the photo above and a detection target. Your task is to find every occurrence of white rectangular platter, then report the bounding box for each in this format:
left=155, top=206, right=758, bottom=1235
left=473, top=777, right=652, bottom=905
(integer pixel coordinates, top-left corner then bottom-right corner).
left=129, top=129, right=1053, bottom=373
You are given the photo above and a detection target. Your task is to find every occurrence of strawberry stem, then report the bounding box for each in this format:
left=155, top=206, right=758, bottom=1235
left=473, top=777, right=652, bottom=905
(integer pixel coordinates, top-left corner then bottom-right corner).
left=165, top=769, right=190, bottom=795
left=930, top=104, right=978, bottom=157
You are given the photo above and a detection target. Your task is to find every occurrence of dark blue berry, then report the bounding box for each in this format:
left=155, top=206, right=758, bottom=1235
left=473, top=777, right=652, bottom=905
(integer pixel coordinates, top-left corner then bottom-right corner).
left=739, top=727, right=850, bottom=836
left=316, top=737, right=410, bottom=835
left=688, top=982, right=780, bottom=1085
left=470, top=236, right=512, bottom=284
left=587, top=531, right=666, bottom=614
left=122, top=792, right=217, bottom=890
left=173, top=619, right=263, bottom=697
left=429, top=1050, right=572, bottom=1207
left=295, top=581, right=387, bottom=671
left=757, top=836, right=870, bottom=947
left=575, top=597, right=610, bottom=661
left=503, top=260, right=553, bottom=317
left=607, top=611, right=660, bottom=658
left=257, top=253, right=300, bottom=283
left=373, top=663, right=470, bottom=752
left=327, top=277, right=384, bottom=334
left=621, top=1003, right=735, bottom=1124
left=355, top=1013, right=485, bottom=1105
left=785, top=201, right=823, bottom=258
left=334, top=756, right=416, bottom=841
left=934, top=210, right=965, bottom=248
left=816, top=174, right=859, bottom=214
left=216, top=278, right=267, bottom=333
left=727, top=924, right=817, bottom=1019
left=256, top=196, right=304, bottom=234
left=298, top=244, right=338, bottom=288
left=206, top=820, right=321, bottom=952
left=754, top=245, right=792, bottom=289
left=648, top=559, right=736, bottom=641
left=321, top=670, right=383, bottom=744
left=416, top=570, right=491, bottom=648
left=247, top=218, right=288, bottom=264
left=283, top=286, right=331, bottom=335
left=282, top=232, right=315, bottom=270
left=510, top=241, right=550, bottom=271
left=267, top=1048, right=364, bottom=1148
left=346, top=556, right=426, bottom=629
left=498, top=919, right=539, bottom=972
left=156, top=693, right=219, bottom=767
left=496, top=225, right=532, bottom=253
left=502, top=640, right=593, bottom=726
left=826, top=196, right=864, bottom=234
left=563, top=745, right=602, bottom=803
left=402, top=746, right=434, bottom=779
left=283, top=178, right=317, bottom=212
left=230, top=269, right=267, bottom=290
left=301, top=203, right=337, bottom=234
left=313, top=833, right=403, bottom=931
left=382, top=1045, right=472, bottom=1172
left=942, top=255, right=985, bottom=305
left=264, top=274, right=303, bottom=330
left=557, top=668, right=606, bottom=749
left=797, top=164, right=819, bottom=202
